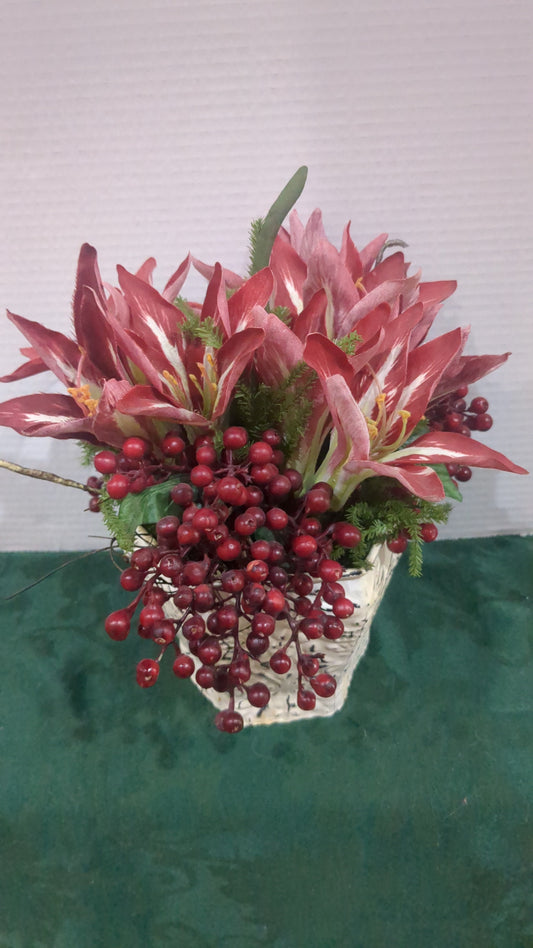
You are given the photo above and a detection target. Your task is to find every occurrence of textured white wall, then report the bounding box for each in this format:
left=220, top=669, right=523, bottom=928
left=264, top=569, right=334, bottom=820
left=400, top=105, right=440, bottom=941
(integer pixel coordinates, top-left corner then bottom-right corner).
left=0, top=0, right=531, bottom=550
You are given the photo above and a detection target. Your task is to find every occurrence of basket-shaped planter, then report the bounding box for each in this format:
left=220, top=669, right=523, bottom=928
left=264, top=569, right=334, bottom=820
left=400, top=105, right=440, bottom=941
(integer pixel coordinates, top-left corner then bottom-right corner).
left=159, top=542, right=399, bottom=727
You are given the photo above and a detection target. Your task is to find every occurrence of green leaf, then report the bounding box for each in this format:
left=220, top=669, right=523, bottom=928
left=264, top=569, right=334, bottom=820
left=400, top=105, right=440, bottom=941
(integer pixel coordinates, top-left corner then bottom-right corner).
left=431, top=464, right=463, bottom=502
left=249, top=166, right=308, bottom=274
left=117, top=478, right=183, bottom=536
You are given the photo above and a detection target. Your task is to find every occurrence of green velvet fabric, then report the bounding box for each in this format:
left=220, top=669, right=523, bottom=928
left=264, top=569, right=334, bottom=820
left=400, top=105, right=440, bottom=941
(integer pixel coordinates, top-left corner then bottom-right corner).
left=1, top=535, right=531, bottom=948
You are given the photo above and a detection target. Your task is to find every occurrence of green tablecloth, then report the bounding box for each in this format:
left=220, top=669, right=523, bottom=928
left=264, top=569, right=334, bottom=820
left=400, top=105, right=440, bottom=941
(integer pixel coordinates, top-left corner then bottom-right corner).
left=1, top=536, right=532, bottom=948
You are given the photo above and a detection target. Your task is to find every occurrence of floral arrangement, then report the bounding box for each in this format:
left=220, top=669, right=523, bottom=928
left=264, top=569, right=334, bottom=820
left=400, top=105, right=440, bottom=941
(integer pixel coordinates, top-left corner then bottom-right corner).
left=0, top=168, right=526, bottom=732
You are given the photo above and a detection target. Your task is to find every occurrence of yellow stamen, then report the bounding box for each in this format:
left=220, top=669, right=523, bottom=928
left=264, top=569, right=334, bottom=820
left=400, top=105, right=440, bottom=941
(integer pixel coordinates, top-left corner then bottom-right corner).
left=383, top=409, right=411, bottom=454
left=206, top=353, right=215, bottom=367
left=355, top=277, right=366, bottom=294
left=67, top=384, right=99, bottom=417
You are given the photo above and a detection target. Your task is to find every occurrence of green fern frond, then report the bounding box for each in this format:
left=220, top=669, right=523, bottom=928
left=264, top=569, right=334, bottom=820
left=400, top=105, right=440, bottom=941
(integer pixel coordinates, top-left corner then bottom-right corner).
left=232, top=363, right=316, bottom=460
left=99, top=493, right=137, bottom=553
left=271, top=306, right=292, bottom=326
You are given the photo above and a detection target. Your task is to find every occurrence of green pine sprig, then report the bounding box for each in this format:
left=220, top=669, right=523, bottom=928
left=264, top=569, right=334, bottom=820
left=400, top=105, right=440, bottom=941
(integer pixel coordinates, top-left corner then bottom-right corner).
left=174, top=298, right=223, bottom=348
left=232, top=362, right=316, bottom=460
left=335, top=329, right=362, bottom=356
left=346, top=492, right=451, bottom=576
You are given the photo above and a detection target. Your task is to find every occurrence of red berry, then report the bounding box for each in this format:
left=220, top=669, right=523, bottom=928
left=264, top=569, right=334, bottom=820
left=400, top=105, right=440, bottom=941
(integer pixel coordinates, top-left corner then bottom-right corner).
left=173, top=585, right=194, bottom=609
left=156, top=515, right=180, bottom=538
left=266, top=507, right=289, bottom=530
left=223, top=426, right=248, bottom=449
left=285, top=468, right=303, bottom=492
left=305, top=489, right=330, bottom=513
left=270, top=651, right=291, bottom=674
left=248, top=441, right=274, bottom=464
left=247, top=682, right=271, bottom=708
left=158, top=553, right=183, bottom=579
left=182, top=615, right=206, bottom=641
left=195, top=443, right=217, bottom=465
left=106, top=474, right=130, bottom=500
left=139, top=603, right=165, bottom=628
left=249, top=540, right=271, bottom=561
left=300, top=655, right=320, bottom=678
left=268, top=475, right=292, bottom=499
left=217, top=476, right=246, bottom=504
left=214, top=710, right=244, bottom=733
left=216, top=537, right=242, bottom=561
left=252, top=612, right=276, bottom=636
left=229, top=657, right=251, bottom=684
left=193, top=584, right=215, bottom=612
left=456, top=465, right=472, bottom=482
left=261, top=428, right=282, bottom=446
left=196, top=666, right=215, bottom=689
left=297, top=689, right=316, bottom=711
left=151, top=620, right=176, bottom=645
left=445, top=412, right=463, bottom=431
left=332, top=597, right=354, bottom=619
left=123, top=437, right=149, bottom=460
left=250, top=463, right=278, bottom=485
left=216, top=605, right=239, bottom=631
left=170, top=482, right=194, bottom=506
left=190, top=464, right=214, bottom=487
left=420, top=523, right=438, bottom=543
left=387, top=536, right=408, bottom=554
left=319, top=559, right=344, bottom=582
left=234, top=512, right=258, bottom=536
left=136, top=659, right=159, bottom=688
left=263, top=588, right=286, bottom=616
left=474, top=412, right=493, bottom=431
left=455, top=384, right=469, bottom=398
left=220, top=569, right=246, bottom=593
left=192, top=507, right=219, bottom=532
left=94, top=450, right=117, bottom=475
left=120, top=567, right=145, bottom=591
left=292, top=535, right=318, bottom=558
left=246, top=559, right=269, bottom=582
left=311, top=673, right=337, bottom=698
left=105, top=609, right=131, bottom=641
left=324, top=617, right=345, bottom=640
left=246, top=632, right=270, bottom=657
left=196, top=637, right=222, bottom=665
left=469, top=396, right=489, bottom=414
left=177, top=524, right=200, bottom=545
left=173, top=654, right=195, bottom=678
left=161, top=431, right=186, bottom=457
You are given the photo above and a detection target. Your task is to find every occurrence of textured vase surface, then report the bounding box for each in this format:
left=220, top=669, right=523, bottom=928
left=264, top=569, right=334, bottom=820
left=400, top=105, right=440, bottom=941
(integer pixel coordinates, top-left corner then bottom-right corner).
left=158, top=542, right=399, bottom=727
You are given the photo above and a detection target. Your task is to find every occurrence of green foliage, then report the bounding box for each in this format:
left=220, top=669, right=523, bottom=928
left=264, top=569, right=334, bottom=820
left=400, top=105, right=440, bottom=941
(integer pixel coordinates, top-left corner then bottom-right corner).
left=99, top=492, right=137, bottom=553
left=335, top=330, right=362, bottom=356
left=232, top=362, right=316, bottom=460
left=99, top=478, right=184, bottom=552
left=248, top=167, right=308, bottom=274
left=248, top=218, right=265, bottom=276
left=174, top=298, right=223, bottom=348
left=431, top=463, right=463, bottom=502
left=346, top=485, right=451, bottom=577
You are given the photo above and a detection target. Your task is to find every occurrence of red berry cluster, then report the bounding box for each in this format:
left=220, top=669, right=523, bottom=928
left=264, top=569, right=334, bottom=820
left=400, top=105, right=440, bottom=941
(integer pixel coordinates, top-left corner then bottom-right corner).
left=426, top=385, right=494, bottom=485
left=100, top=428, right=363, bottom=733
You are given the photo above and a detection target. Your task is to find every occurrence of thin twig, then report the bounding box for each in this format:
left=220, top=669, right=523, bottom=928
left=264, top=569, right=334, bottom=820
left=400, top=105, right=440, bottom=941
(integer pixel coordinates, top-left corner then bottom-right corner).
left=4, top=547, right=110, bottom=601
left=0, top=458, right=88, bottom=491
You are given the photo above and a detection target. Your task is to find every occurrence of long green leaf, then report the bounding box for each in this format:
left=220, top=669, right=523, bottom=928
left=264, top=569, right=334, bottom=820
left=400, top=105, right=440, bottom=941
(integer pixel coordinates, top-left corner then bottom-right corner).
left=431, top=463, right=463, bottom=502
left=249, top=166, right=308, bottom=274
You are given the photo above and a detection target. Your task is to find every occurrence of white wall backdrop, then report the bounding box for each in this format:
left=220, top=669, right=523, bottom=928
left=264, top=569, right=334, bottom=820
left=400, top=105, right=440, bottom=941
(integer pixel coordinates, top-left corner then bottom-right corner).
left=0, top=0, right=531, bottom=550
